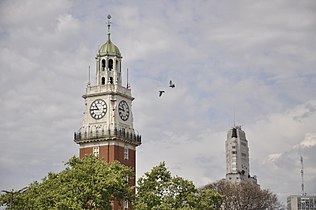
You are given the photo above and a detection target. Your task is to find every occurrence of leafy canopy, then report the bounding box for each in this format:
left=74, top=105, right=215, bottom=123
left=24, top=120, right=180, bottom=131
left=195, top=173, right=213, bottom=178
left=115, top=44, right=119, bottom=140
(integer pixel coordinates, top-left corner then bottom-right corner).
left=0, top=156, right=134, bottom=210
left=135, top=162, right=223, bottom=210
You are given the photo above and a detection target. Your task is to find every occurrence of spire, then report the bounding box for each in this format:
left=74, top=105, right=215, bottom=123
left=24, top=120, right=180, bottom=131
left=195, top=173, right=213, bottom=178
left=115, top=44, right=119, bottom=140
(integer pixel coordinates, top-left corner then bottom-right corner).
left=98, top=14, right=121, bottom=57
left=107, top=14, right=111, bottom=42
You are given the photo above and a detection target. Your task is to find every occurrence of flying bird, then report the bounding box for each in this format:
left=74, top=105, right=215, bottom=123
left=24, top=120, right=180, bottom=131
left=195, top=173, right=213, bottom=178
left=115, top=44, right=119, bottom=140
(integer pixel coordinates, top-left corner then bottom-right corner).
left=169, top=80, right=175, bottom=88
left=158, top=90, right=165, bottom=97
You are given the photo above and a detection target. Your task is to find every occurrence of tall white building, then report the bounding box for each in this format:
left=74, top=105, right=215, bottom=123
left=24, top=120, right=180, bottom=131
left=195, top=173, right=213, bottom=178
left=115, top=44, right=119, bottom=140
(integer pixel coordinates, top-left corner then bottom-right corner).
left=225, top=125, right=257, bottom=184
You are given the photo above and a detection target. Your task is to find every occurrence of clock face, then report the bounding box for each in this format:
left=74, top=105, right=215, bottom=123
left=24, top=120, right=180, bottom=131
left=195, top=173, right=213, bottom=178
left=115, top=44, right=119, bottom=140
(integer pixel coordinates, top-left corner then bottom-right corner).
left=118, top=100, right=129, bottom=121
left=90, top=99, right=107, bottom=119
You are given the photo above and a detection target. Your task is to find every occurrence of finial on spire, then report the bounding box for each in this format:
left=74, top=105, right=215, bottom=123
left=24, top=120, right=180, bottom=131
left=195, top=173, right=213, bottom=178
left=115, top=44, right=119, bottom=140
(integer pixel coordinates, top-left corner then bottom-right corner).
left=108, top=14, right=111, bottom=33
left=107, top=14, right=112, bottom=41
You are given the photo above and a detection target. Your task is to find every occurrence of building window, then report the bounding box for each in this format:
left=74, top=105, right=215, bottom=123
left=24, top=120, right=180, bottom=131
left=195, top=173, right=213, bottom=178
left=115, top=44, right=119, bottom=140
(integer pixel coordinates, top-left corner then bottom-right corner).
left=93, top=146, right=99, bottom=157
left=232, top=151, right=237, bottom=154
left=110, top=77, right=113, bottom=84
left=101, top=59, right=105, bottom=70
left=124, top=199, right=128, bottom=209
left=102, top=77, right=105, bottom=85
left=108, top=59, right=113, bottom=70
left=124, top=145, right=129, bottom=160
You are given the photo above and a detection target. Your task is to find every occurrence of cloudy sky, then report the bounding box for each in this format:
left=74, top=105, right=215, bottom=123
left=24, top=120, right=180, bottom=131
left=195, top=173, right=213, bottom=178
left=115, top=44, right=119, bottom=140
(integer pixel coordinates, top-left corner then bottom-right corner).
left=1, top=0, right=315, bottom=204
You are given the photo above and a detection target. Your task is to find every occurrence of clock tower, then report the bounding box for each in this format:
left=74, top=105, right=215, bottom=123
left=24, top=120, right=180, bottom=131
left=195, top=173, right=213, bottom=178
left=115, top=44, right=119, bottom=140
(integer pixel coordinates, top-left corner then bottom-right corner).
left=74, top=15, right=141, bottom=210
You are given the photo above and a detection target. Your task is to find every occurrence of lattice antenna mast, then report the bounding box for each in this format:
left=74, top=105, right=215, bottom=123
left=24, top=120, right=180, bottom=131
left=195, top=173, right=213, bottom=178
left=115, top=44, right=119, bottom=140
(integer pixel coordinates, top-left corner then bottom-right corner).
left=300, top=155, right=306, bottom=196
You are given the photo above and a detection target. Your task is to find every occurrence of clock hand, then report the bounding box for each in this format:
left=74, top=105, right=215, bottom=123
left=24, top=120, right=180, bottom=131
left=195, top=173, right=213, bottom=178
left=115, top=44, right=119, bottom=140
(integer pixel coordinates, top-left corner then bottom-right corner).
left=92, top=104, right=98, bottom=110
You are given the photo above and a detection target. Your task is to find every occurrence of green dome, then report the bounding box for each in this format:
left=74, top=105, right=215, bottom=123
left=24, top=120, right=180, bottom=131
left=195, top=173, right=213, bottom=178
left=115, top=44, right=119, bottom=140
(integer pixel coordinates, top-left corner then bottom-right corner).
left=98, top=35, right=121, bottom=57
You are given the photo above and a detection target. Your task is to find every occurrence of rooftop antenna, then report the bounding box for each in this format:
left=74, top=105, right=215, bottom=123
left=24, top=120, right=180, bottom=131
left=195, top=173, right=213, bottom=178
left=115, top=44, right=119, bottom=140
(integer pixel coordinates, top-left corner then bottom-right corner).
left=300, top=155, right=306, bottom=196
left=233, top=110, right=236, bottom=127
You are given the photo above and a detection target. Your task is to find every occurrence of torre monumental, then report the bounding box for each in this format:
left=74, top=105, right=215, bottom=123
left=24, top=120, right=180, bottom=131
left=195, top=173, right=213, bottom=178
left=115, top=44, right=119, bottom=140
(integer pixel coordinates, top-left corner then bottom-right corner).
left=74, top=15, right=141, bottom=210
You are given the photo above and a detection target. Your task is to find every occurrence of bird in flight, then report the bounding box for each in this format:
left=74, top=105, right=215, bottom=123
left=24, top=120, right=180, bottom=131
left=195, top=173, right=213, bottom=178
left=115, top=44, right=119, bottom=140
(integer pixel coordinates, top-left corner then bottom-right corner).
left=158, top=90, right=165, bottom=97
left=169, top=80, right=175, bottom=88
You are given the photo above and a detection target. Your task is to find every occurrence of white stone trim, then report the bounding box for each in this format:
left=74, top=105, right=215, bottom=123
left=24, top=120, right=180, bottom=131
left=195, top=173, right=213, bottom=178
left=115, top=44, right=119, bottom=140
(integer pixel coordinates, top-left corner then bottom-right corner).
left=80, top=140, right=136, bottom=150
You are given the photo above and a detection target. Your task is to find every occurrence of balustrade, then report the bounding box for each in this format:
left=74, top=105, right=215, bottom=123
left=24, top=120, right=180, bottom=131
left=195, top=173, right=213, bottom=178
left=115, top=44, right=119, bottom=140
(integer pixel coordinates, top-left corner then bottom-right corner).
left=74, top=127, right=141, bottom=145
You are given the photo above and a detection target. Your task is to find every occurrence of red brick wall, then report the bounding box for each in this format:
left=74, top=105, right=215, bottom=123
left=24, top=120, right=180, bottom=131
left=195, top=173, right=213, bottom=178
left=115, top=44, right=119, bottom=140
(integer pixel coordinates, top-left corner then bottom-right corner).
left=79, top=147, right=93, bottom=159
left=79, top=143, right=136, bottom=210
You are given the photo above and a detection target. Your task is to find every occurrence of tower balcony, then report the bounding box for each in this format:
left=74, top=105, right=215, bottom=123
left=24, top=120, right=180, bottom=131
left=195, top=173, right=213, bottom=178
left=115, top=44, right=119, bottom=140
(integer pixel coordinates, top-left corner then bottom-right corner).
left=74, top=128, right=141, bottom=146
left=84, top=84, right=133, bottom=100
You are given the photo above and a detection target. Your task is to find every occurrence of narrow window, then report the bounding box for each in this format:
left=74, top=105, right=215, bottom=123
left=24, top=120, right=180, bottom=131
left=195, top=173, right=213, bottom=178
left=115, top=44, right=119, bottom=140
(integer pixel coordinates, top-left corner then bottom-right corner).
left=124, top=145, right=129, bottom=160
left=93, top=146, right=99, bottom=157
left=108, top=59, right=113, bottom=70
left=124, top=200, right=129, bottom=209
left=102, top=77, right=105, bottom=85
left=116, top=60, right=118, bottom=71
left=110, top=77, right=113, bottom=84
left=101, top=59, right=106, bottom=71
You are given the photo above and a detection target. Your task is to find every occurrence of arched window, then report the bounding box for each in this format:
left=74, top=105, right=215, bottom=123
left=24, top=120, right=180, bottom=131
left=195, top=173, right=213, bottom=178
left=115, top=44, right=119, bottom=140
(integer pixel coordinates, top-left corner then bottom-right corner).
left=108, top=59, right=113, bottom=70
left=101, top=77, right=105, bottom=85
left=116, top=60, right=118, bottom=71
left=101, top=59, right=106, bottom=71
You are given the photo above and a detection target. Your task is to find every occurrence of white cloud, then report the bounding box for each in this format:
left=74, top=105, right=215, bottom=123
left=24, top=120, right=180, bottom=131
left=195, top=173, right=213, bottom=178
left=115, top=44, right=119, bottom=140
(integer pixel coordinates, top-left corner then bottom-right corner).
left=299, top=133, right=316, bottom=148
left=265, top=153, right=282, bottom=163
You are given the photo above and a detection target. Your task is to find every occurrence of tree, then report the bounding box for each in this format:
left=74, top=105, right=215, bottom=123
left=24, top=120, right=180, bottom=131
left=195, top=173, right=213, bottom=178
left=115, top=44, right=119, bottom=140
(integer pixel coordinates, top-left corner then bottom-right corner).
left=0, top=156, right=134, bottom=210
left=203, top=180, right=281, bottom=210
left=135, top=162, right=223, bottom=210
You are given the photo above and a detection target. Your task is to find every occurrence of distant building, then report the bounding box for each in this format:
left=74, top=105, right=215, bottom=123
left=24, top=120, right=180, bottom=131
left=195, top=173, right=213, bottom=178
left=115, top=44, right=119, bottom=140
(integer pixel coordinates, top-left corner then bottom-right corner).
left=225, top=125, right=258, bottom=184
left=287, top=195, right=316, bottom=210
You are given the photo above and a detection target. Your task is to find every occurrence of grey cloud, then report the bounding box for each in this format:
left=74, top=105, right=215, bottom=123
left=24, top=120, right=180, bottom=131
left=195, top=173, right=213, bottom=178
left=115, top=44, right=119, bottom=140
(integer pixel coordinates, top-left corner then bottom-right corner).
left=1, top=0, right=315, bottom=205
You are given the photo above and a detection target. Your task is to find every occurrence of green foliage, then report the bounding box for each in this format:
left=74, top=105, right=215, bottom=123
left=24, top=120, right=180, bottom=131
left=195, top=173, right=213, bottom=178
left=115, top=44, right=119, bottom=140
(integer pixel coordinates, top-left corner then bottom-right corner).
left=1, top=159, right=224, bottom=210
left=0, top=156, right=134, bottom=210
left=135, top=162, right=223, bottom=210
